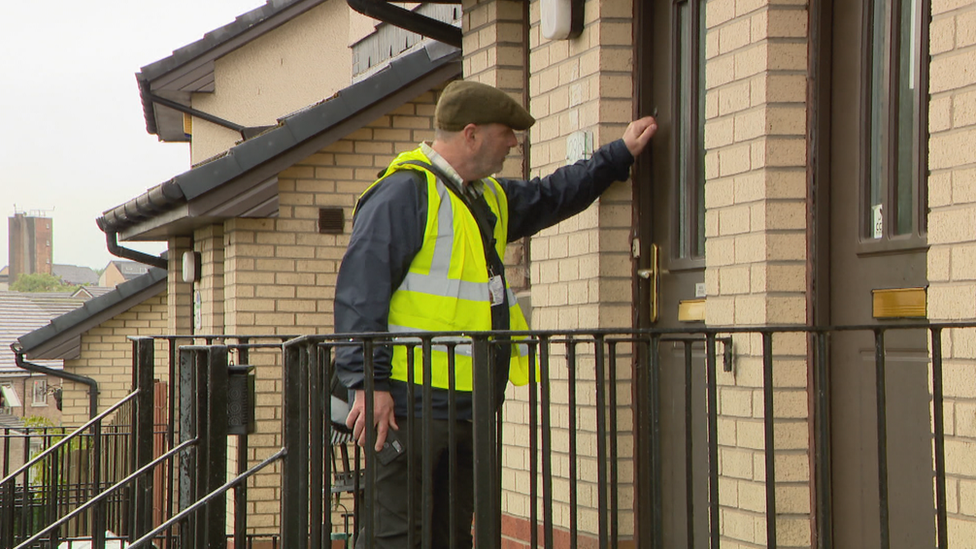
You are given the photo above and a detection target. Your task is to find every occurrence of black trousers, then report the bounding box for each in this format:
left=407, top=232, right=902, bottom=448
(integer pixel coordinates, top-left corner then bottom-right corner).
left=356, top=418, right=474, bottom=549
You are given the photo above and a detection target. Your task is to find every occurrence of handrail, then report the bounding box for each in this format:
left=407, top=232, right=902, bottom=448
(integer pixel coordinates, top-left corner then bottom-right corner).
left=13, top=438, right=198, bottom=549
left=0, top=390, right=139, bottom=485
left=127, top=448, right=287, bottom=549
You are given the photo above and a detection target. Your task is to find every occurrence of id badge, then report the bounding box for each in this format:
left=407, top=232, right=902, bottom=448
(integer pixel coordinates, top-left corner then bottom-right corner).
left=488, top=275, right=505, bottom=306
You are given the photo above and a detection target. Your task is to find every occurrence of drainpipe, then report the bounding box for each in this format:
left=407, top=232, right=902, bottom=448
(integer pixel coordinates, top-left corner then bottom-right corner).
left=346, top=0, right=462, bottom=48
left=105, top=230, right=167, bottom=270
left=12, top=343, right=99, bottom=421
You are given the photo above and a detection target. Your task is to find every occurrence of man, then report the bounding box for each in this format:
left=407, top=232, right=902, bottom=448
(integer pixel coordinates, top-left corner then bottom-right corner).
left=334, top=80, right=656, bottom=547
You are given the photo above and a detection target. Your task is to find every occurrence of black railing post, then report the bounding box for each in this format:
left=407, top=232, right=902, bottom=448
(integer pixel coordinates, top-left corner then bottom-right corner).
left=131, top=337, right=155, bottom=543
left=705, top=333, right=720, bottom=549
left=931, top=327, right=948, bottom=549
left=471, top=334, right=499, bottom=547
left=309, top=341, right=324, bottom=549
left=814, top=331, right=832, bottom=549
left=281, top=339, right=310, bottom=549
left=541, top=335, right=555, bottom=549
left=91, top=413, right=106, bottom=549
left=235, top=339, right=251, bottom=549
left=205, top=345, right=230, bottom=549
left=1, top=459, right=12, bottom=549
left=683, top=339, right=695, bottom=549
left=874, top=329, right=891, bottom=549
left=594, top=335, right=609, bottom=549
left=179, top=346, right=207, bottom=548
left=649, top=334, right=663, bottom=549
left=761, top=331, right=777, bottom=549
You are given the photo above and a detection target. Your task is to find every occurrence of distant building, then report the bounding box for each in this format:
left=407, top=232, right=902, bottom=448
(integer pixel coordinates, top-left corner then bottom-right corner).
left=8, top=212, right=53, bottom=283
left=0, top=291, right=86, bottom=424
left=99, top=261, right=151, bottom=288
left=52, top=264, right=99, bottom=287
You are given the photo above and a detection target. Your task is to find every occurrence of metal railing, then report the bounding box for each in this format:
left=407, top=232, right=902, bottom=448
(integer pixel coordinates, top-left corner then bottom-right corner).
left=5, top=323, right=965, bottom=548
left=281, top=324, right=957, bottom=549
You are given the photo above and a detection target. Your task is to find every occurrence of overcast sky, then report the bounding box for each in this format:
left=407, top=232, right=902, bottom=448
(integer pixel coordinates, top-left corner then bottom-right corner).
left=0, top=0, right=267, bottom=273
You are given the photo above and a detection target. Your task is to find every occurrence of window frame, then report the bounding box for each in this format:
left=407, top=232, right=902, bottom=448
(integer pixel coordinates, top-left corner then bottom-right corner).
left=670, top=0, right=707, bottom=270
left=31, top=379, right=48, bottom=407
left=857, top=0, right=930, bottom=255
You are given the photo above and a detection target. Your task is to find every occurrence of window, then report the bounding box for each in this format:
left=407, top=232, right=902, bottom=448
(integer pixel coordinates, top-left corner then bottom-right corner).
left=674, top=0, right=706, bottom=263
left=863, top=0, right=929, bottom=245
left=32, top=379, right=48, bottom=407
left=0, top=384, right=22, bottom=409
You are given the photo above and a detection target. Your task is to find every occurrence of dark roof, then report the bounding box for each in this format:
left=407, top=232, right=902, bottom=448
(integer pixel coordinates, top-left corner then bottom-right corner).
left=138, top=0, right=328, bottom=141
left=16, top=269, right=167, bottom=361
left=100, top=41, right=461, bottom=241
left=52, top=264, right=99, bottom=286
left=0, top=292, right=87, bottom=373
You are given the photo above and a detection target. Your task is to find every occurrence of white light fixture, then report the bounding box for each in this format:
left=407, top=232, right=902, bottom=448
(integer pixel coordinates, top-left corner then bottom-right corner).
left=541, top=0, right=583, bottom=41
left=182, top=251, right=202, bottom=283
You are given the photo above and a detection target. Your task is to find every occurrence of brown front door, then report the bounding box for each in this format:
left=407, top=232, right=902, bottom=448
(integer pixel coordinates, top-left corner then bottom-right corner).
left=820, top=0, right=934, bottom=546
left=634, top=0, right=709, bottom=546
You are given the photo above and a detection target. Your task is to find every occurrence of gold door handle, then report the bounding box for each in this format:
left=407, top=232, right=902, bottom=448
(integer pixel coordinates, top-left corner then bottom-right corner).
left=637, top=244, right=659, bottom=323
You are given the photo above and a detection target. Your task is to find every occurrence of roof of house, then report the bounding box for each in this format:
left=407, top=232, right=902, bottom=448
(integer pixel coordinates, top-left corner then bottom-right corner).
left=16, top=268, right=167, bottom=362
left=0, top=292, right=88, bottom=374
left=0, top=413, right=26, bottom=432
left=72, top=286, right=115, bottom=299
left=99, top=41, right=461, bottom=241
left=104, top=260, right=152, bottom=281
left=52, top=264, right=99, bottom=286
left=138, top=0, right=329, bottom=141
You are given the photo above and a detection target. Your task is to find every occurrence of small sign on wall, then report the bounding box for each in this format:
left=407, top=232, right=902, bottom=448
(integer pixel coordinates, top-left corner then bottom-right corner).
left=566, top=131, right=592, bottom=164
left=872, top=204, right=883, bottom=239
left=194, top=290, right=202, bottom=331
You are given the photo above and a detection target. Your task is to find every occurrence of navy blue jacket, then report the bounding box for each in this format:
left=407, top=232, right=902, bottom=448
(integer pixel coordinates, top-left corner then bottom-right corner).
left=334, top=139, right=635, bottom=419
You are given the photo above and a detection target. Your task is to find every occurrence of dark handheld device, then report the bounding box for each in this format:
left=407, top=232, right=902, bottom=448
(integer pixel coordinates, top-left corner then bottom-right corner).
left=376, top=429, right=405, bottom=465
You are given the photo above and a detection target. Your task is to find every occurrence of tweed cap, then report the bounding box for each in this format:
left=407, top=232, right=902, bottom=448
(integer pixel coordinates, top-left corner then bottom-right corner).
left=435, top=81, right=535, bottom=131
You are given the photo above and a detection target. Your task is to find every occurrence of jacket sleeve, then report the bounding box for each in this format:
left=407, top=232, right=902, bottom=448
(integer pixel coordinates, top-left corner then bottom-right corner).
left=333, top=172, right=426, bottom=391
left=500, top=139, right=635, bottom=241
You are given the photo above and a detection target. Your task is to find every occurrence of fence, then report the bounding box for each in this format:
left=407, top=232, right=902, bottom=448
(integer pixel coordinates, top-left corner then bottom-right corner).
left=2, top=323, right=963, bottom=548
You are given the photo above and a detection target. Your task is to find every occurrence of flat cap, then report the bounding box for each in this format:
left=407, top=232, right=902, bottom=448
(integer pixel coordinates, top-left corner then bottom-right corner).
left=435, top=81, right=535, bottom=132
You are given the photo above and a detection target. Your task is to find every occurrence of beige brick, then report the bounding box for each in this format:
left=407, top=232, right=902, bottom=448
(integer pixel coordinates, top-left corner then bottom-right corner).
left=954, top=89, right=976, bottom=127
left=720, top=18, right=754, bottom=54
left=929, top=206, right=976, bottom=245
left=952, top=168, right=976, bottom=203
left=930, top=48, right=976, bottom=94
left=720, top=204, right=753, bottom=235
left=708, top=0, right=736, bottom=28
left=958, top=8, right=976, bottom=47
left=931, top=15, right=957, bottom=56
left=764, top=7, right=809, bottom=39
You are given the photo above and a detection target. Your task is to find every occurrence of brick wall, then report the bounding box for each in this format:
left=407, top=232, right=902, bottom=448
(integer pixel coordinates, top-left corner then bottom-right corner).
left=927, top=0, right=976, bottom=544
left=195, top=224, right=225, bottom=335
left=702, top=0, right=812, bottom=546
left=60, top=294, right=169, bottom=426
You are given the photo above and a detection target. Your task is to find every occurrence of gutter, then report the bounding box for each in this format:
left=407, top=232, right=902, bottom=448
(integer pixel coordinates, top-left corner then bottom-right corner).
left=12, top=343, right=98, bottom=421
left=105, top=230, right=168, bottom=270
left=346, top=0, right=462, bottom=48
left=147, top=92, right=274, bottom=141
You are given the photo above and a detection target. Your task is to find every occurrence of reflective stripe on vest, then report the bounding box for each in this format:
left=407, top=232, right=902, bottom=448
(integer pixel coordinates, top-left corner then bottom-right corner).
left=363, top=148, right=532, bottom=390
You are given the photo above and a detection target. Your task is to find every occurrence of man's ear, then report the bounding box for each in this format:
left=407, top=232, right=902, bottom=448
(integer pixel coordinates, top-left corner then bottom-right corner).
left=461, top=123, right=480, bottom=147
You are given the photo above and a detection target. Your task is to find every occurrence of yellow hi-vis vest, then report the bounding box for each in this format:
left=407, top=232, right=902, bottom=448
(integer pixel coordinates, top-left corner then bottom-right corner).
left=362, top=147, right=532, bottom=391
